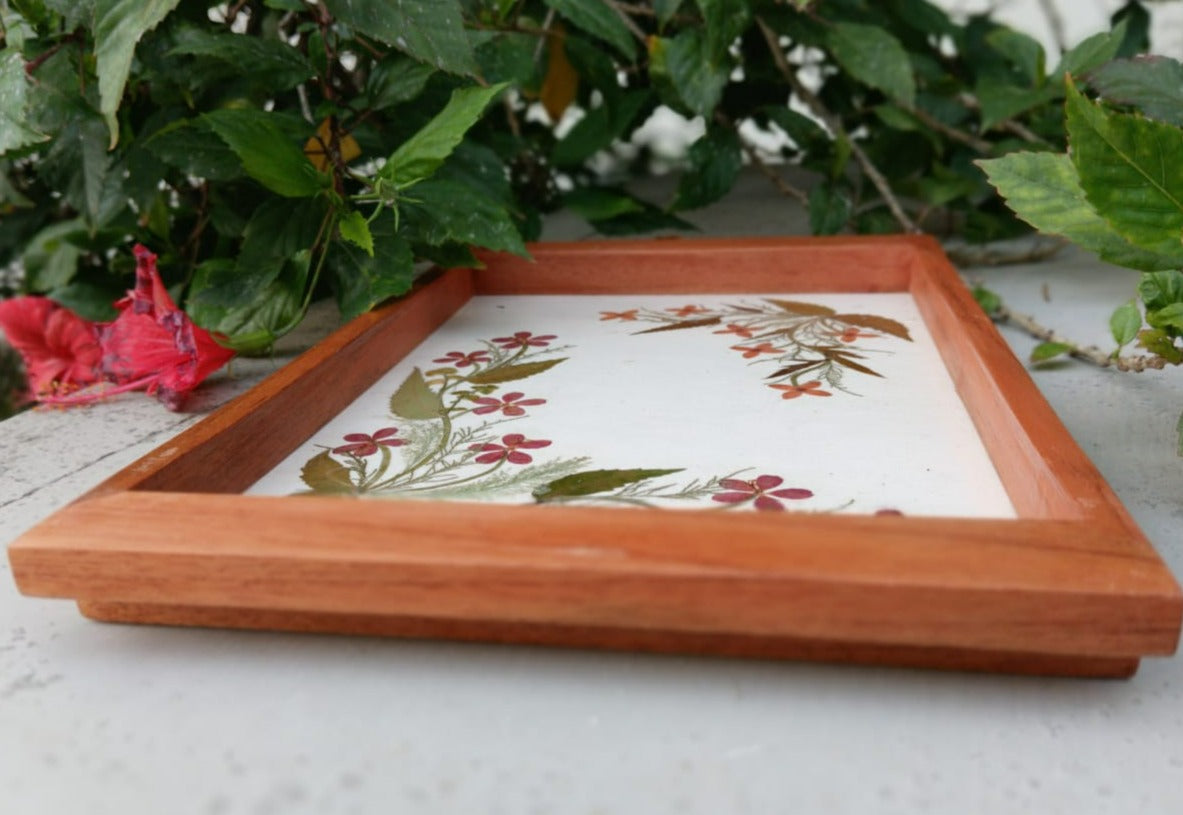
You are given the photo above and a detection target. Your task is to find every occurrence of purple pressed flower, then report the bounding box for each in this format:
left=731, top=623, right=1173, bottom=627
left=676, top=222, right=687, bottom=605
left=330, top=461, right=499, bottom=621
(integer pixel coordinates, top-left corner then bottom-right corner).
left=471, top=391, right=546, bottom=416
left=469, top=433, right=551, bottom=465
left=332, top=427, right=406, bottom=457
left=711, top=475, right=813, bottom=511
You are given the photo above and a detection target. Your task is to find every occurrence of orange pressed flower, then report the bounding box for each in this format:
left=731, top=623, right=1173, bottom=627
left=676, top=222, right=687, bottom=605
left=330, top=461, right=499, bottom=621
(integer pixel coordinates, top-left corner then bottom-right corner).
left=713, top=323, right=755, bottom=338
left=666, top=304, right=708, bottom=317
left=830, top=327, right=879, bottom=343
left=731, top=342, right=781, bottom=358
left=769, top=380, right=832, bottom=399
left=599, top=310, right=639, bottom=321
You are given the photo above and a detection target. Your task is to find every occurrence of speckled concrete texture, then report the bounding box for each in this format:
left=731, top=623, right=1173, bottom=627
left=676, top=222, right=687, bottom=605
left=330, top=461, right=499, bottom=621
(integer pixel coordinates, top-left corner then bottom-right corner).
left=2, top=171, right=1182, bottom=815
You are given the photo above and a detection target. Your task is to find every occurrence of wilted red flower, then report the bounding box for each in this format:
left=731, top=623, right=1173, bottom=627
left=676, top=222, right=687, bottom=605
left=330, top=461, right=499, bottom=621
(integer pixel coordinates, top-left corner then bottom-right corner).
left=89, top=245, right=235, bottom=410
left=0, top=296, right=102, bottom=398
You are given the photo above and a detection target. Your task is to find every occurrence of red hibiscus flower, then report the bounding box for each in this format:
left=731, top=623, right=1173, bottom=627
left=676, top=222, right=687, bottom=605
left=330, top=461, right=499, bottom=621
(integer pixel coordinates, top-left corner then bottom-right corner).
left=469, top=433, right=551, bottom=465
left=471, top=391, right=546, bottom=416
left=0, top=296, right=101, bottom=398
left=433, top=350, right=491, bottom=367
left=492, top=331, right=557, bottom=349
left=769, top=380, right=831, bottom=399
left=96, top=245, right=236, bottom=410
left=711, top=475, right=813, bottom=511
left=332, top=427, right=406, bottom=457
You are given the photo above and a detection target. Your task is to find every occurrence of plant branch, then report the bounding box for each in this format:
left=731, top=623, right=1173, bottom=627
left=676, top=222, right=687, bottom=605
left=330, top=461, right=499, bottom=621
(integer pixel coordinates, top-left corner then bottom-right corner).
left=608, top=2, right=649, bottom=43
left=905, top=104, right=994, bottom=154
left=756, top=16, right=918, bottom=233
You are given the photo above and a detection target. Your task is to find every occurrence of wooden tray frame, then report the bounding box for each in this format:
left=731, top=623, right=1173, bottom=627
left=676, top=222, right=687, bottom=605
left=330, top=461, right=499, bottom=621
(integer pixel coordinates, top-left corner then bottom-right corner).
left=9, top=236, right=1181, bottom=677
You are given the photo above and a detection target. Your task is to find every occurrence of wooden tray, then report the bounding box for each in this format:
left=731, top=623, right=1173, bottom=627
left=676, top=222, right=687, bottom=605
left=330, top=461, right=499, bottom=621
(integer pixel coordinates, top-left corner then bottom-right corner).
left=9, top=236, right=1181, bottom=677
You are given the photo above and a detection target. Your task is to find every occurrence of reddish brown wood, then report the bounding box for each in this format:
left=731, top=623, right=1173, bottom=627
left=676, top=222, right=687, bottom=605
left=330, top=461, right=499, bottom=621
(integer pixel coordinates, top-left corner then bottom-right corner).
left=8, top=235, right=1181, bottom=675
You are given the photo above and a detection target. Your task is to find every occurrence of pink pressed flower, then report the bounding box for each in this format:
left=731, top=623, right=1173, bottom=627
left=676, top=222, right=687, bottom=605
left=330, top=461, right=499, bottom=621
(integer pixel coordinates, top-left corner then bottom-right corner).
left=93, top=245, right=235, bottom=410
left=332, top=427, right=406, bottom=457
left=433, top=350, right=491, bottom=367
left=711, top=475, right=813, bottom=511
left=469, top=433, right=551, bottom=465
left=769, top=380, right=831, bottom=399
left=731, top=342, right=781, bottom=359
left=471, top=391, right=545, bottom=416
left=0, top=296, right=101, bottom=398
left=491, top=331, right=556, bottom=349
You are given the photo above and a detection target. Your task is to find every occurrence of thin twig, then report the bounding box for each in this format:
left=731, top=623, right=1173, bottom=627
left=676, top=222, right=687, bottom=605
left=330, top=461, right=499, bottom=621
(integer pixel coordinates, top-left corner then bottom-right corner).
left=1000, top=119, right=1047, bottom=145
left=608, top=1, right=649, bottom=44
left=756, top=16, right=919, bottom=233
left=534, top=8, right=556, bottom=63
left=906, top=104, right=994, bottom=154
left=991, top=302, right=1170, bottom=371
left=946, top=237, right=1067, bottom=267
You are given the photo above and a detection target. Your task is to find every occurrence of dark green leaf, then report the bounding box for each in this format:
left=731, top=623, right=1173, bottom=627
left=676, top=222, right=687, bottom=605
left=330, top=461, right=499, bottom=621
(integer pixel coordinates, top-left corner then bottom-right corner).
left=649, top=30, right=728, bottom=117
left=204, top=109, right=326, bottom=197
left=400, top=178, right=527, bottom=257
left=552, top=90, right=648, bottom=167
left=696, top=0, right=750, bottom=62
left=467, top=357, right=566, bottom=385
left=1088, top=56, right=1183, bottom=127
left=301, top=451, right=356, bottom=494
left=1137, top=329, right=1183, bottom=364
left=188, top=252, right=310, bottom=355
left=825, top=23, right=915, bottom=108
left=1052, top=19, right=1127, bottom=81
left=324, top=0, right=476, bottom=74
left=144, top=119, right=244, bottom=181
left=21, top=220, right=84, bottom=291
left=985, top=27, right=1045, bottom=85
left=543, top=0, right=637, bottom=60
left=1109, top=300, right=1141, bottom=348
left=380, top=83, right=507, bottom=189
left=765, top=299, right=835, bottom=317
left=474, top=32, right=540, bottom=87
left=48, top=279, right=121, bottom=322
left=764, top=106, right=829, bottom=153
left=673, top=124, right=742, bottom=211
left=533, top=468, right=683, bottom=502
left=833, top=313, right=912, bottom=341
left=562, top=187, right=644, bottom=221
left=0, top=50, right=50, bottom=154
left=1138, top=270, right=1183, bottom=312
left=808, top=181, right=851, bottom=235
left=1030, top=341, right=1073, bottom=362
left=634, top=316, right=721, bottom=335
left=330, top=221, right=416, bottom=319
left=365, top=54, right=436, bottom=110
left=168, top=27, right=314, bottom=91
left=94, top=0, right=182, bottom=146
left=654, top=0, right=682, bottom=29
left=389, top=367, right=447, bottom=419
left=975, top=79, right=1054, bottom=131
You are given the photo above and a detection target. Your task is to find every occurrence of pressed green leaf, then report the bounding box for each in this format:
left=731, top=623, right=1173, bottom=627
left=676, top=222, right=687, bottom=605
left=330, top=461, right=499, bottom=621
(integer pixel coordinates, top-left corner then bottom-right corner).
left=1138, top=270, right=1183, bottom=312
left=467, top=357, right=566, bottom=385
left=1147, top=303, right=1183, bottom=333
left=825, top=23, right=915, bottom=108
left=379, top=83, right=507, bottom=189
left=673, top=124, right=743, bottom=212
left=1067, top=81, right=1183, bottom=261
left=978, top=151, right=1183, bottom=271
left=1030, top=341, right=1073, bottom=362
left=389, top=368, right=447, bottom=420
left=1109, top=300, right=1141, bottom=348
left=543, top=0, right=636, bottom=60
left=648, top=30, right=728, bottom=117
left=204, top=109, right=325, bottom=197
left=808, top=181, right=851, bottom=236
left=338, top=209, right=374, bottom=256
left=330, top=221, right=416, bottom=319
left=533, top=468, right=684, bottom=502
left=301, top=451, right=356, bottom=494
left=0, top=49, right=50, bottom=154
left=634, top=316, right=721, bottom=335
left=94, top=0, right=182, bottom=147
left=400, top=178, right=527, bottom=257
left=765, top=299, right=835, bottom=317
left=1088, top=56, right=1183, bottom=127
left=834, top=313, right=912, bottom=342
left=324, top=0, right=476, bottom=74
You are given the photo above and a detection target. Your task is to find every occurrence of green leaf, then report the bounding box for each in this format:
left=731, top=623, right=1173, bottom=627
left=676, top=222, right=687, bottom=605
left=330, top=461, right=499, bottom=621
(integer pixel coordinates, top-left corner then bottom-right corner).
left=330, top=221, right=416, bottom=319
left=1052, top=19, right=1127, bottom=81
left=389, top=368, right=446, bottom=419
left=552, top=91, right=649, bottom=167
left=168, top=26, right=314, bottom=92
left=204, top=109, right=326, bottom=197
left=808, top=181, right=851, bottom=236
left=825, top=23, right=915, bottom=108
left=533, top=468, right=684, bottom=502
left=1139, top=270, right=1183, bottom=312
left=399, top=178, right=527, bottom=257
left=467, top=357, right=566, bottom=385
left=1109, top=300, right=1141, bottom=348
left=562, top=187, right=644, bottom=221
left=974, top=79, right=1054, bottom=131
left=543, top=0, right=636, bottom=60
left=301, top=451, right=356, bottom=494
left=765, top=299, right=835, bottom=317
left=42, top=109, right=118, bottom=233
left=696, top=0, right=750, bottom=62
left=978, top=151, right=1183, bottom=271
left=654, top=0, right=682, bottom=29
left=144, top=119, right=243, bottom=181
left=648, top=30, right=728, bottom=117
left=338, top=209, right=374, bottom=256
left=380, top=83, right=507, bottom=189
left=324, top=0, right=476, bottom=75
left=673, top=124, right=742, bottom=211
left=1137, top=329, right=1183, bottom=364
left=94, top=0, right=182, bottom=148
left=634, top=316, right=721, bottom=334
left=833, top=313, right=913, bottom=342
left=986, top=27, right=1045, bottom=85
left=973, top=286, right=1002, bottom=315
left=21, top=219, right=84, bottom=291
left=764, top=106, right=829, bottom=153
left=1146, top=302, right=1183, bottom=333
left=0, top=49, right=50, bottom=154
left=188, top=253, right=310, bottom=355
left=365, top=54, right=436, bottom=111
left=1030, top=341, right=1073, bottom=362
left=1088, top=56, right=1183, bottom=128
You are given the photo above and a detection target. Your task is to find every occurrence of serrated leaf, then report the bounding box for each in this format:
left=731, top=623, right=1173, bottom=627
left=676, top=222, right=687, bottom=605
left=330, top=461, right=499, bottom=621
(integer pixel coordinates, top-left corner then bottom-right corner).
left=1030, top=341, right=1073, bottom=362
left=1109, top=300, right=1141, bottom=348
left=765, top=299, right=835, bottom=317
left=1088, top=56, right=1183, bottom=128
left=324, top=0, right=476, bottom=74
left=389, top=368, right=446, bottom=420
left=467, top=357, right=566, bottom=385
left=301, top=451, right=356, bottom=494
left=648, top=30, right=728, bottom=117
left=833, top=313, right=913, bottom=341
left=400, top=178, right=527, bottom=257
left=338, top=209, right=374, bottom=256
left=808, top=181, right=851, bottom=236
left=380, top=83, right=507, bottom=189
left=543, top=0, right=636, bottom=60
left=533, top=468, right=683, bottom=502
left=1138, top=270, right=1183, bottom=311
left=0, top=49, right=50, bottom=154
left=144, top=119, right=243, bottom=180
left=1052, top=19, right=1127, bottom=80
left=330, top=221, right=416, bottom=319
left=168, top=26, right=313, bottom=91
left=826, top=23, right=915, bottom=108
left=1147, top=303, right=1183, bottom=333
left=634, top=316, right=721, bottom=335
left=188, top=252, right=310, bottom=355
left=204, top=109, right=325, bottom=197
left=673, top=124, right=742, bottom=212
left=94, top=0, right=182, bottom=148
left=978, top=151, right=1183, bottom=271
left=696, top=0, right=750, bottom=62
